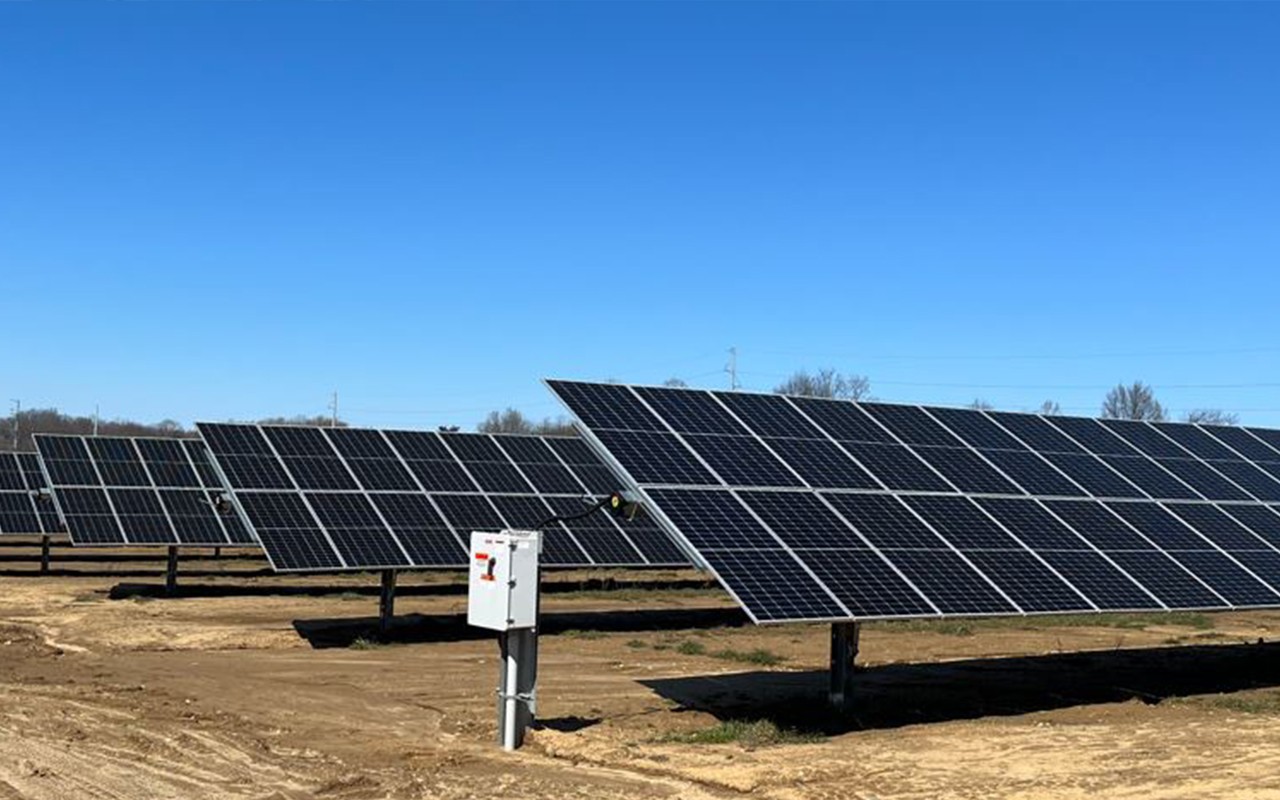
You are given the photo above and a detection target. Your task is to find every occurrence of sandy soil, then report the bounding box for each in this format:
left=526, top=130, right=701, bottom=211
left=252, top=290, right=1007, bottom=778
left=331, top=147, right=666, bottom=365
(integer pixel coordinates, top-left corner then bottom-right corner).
left=2, top=537, right=1280, bottom=798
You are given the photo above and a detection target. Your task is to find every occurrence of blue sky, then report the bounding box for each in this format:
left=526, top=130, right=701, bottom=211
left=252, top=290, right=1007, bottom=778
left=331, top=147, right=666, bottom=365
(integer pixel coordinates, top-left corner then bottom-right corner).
left=3, top=2, right=1279, bottom=429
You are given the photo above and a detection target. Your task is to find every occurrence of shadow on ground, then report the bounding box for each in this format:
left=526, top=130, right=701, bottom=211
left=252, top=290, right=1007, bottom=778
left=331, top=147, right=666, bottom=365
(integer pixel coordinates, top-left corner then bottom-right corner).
left=107, top=576, right=715, bottom=601
left=293, top=606, right=749, bottom=648
left=642, top=639, right=1280, bottom=734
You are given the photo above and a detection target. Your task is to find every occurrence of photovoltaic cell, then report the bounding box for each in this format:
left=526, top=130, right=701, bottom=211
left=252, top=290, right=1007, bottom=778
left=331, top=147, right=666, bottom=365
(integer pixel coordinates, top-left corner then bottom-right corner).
left=974, top=497, right=1091, bottom=550
left=910, top=446, right=1022, bottom=495
left=1046, top=417, right=1141, bottom=457
left=762, top=438, right=881, bottom=489
left=838, top=441, right=955, bottom=492
left=1105, top=552, right=1226, bottom=608
left=1155, top=459, right=1252, bottom=501
left=1166, top=551, right=1279, bottom=606
left=978, top=450, right=1087, bottom=497
left=545, top=381, right=666, bottom=432
left=795, top=549, right=934, bottom=617
left=681, top=434, right=803, bottom=487
left=1041, top=500, right=1154, bottom=551
left=1152, top=423, right=1239, bottom=461
left=633, top=386, right=749, bottom=435
left=901, top=495, right=1024, bottom=550
left=1200, top=425, right=1280, bottom=461
left=595, top=430, right=719, bottom=486
left=701, top=549, right=847, bottom=622
left=882, top=550, right=1016, bottom=614
left=646, top=488, right=779, bottom=550
left=1036, top=551, right=1161, bottom=610
left=1203, top=461, right=1280, bottom=502
left=1097, top=456, right=1195, bottom=499
left=1103, top=502, right=1211, bottom=551
left=962, top=551, right=1091, bottom=612
left=860, top=404, right=964, bottom=447
left=1163, top=503, right=1272, bottom=551
left=987, top=412, right=1085, bottom=454
left=1246, top=427, right=1280, bottom=455
left=820, top=493, right=945, bottom=549
left=1098, top=419, right=1189, bottom=459
left=789, top=397, right=896, bottom=443
left=1218, top=506, right=1280, bottom=549
left=1041, top=452, right=1147, bottom=498
left=713, top=391, right=826, bottom=439
left=926, top=407, right=1026, bottom=450
left=737, top=491, right=866, bottom=549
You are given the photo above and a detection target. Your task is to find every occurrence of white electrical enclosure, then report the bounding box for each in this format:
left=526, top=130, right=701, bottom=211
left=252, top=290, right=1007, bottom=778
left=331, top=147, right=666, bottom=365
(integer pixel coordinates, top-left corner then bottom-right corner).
left=468, top=529, right=540, bottom=631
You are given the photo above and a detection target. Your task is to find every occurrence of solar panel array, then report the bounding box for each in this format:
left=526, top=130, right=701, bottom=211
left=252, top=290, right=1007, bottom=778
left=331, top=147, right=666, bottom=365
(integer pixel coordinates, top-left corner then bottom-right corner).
left=196, top=424, right=687, bottom=572
left=33, top=435, right=255, bottom=547
left=548, top=380, right=1280, bottom=624
left=0, top=453, right=62, bottom=534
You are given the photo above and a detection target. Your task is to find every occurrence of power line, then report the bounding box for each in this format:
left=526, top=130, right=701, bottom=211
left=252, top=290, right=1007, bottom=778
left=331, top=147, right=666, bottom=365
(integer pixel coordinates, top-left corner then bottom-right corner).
left=753, top=344, right=1280, bottom=363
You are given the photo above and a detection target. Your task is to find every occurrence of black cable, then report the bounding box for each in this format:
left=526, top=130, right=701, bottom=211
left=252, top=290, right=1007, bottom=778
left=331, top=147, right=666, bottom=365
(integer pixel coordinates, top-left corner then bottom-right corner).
left=534, top=495, right=614, bottom=530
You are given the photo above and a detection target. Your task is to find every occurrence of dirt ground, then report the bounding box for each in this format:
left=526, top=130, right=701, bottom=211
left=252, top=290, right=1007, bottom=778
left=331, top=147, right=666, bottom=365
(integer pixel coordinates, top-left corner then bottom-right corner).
left=2, top=538, right=1280, bottom=799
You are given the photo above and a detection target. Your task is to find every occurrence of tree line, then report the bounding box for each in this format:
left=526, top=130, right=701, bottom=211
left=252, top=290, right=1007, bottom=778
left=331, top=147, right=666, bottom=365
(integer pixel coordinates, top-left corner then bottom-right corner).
left=0, top=410, right=345, bottom=452
left=0, top=372, right=1244, bottom=451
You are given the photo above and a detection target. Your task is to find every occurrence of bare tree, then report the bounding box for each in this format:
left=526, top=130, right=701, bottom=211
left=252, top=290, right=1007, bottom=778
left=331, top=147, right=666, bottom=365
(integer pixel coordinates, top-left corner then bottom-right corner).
left=479, top=408, right=534, bottom=434
left=258, top=415, right=348, bottom=427
left=1184, top=408, right=1240, bottom=425
left=968, top=398, right=995, bottom=410
left=1101, top=382, right=1166, bottom=421
left=477, top=407, right=577, bottom=437
left=1037, top=400, right=1062, bottom=415
left=773, top=369, right=872, bottom=400
left=662, top=378, right=689, bottom=388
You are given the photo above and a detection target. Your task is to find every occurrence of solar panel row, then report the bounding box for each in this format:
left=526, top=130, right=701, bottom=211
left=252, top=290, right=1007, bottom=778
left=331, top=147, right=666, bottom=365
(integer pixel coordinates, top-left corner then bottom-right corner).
left=33, top=435, right=254, bottom=547
left=196, top=424, right=686, bottom=572
left=0, top=453, right=62, bottom=534
left=548, top=380, right=1280, bottom=623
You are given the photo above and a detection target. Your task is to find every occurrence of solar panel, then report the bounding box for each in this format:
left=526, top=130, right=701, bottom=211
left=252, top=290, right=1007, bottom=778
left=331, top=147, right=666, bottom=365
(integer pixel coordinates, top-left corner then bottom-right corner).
left=547, top=380, right=1280, bottom=624
left=33, top=435, right=253, bottom=547
left=197, top=424, right=688, bottom=573
left=0, top=453, right=60, bottom=535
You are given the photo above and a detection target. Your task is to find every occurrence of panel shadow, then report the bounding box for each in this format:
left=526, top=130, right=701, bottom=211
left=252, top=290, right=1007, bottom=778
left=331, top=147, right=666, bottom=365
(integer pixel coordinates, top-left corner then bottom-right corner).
left=641, top=640, right=1280, bottom=734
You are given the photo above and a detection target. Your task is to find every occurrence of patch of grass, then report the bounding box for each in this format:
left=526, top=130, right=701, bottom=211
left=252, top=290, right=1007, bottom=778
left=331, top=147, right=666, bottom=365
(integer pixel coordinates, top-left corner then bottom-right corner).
left=877, top=620, right=976, bottom=636
left=1173, top=691, right=1280, bottom=715
left=337, top=591, right=364, bottom=602
left=710, top=647, right=786, bottom=666
left=561, top=629, right=606, bottom=640
left=349, top=637, right=386, bottom=650
left=71, top=592, right=100, bottom=603
left=662, top=719, right=820, bottom=748
left=625, top=639, right=647, bottom=649
left=566, top=587, right=721, bottom=602
left=675, top=640, right=706, bottom=656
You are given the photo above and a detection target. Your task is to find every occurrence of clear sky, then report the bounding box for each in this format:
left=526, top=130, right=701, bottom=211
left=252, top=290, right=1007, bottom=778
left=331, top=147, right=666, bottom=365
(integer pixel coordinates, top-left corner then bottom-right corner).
left=3, top=2, right=1279, bottom=430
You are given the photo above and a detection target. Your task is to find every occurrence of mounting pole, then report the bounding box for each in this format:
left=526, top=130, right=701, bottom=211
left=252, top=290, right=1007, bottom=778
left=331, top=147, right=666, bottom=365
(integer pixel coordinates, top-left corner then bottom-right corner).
left=165, top=546, right=179, bottom=595
left=829, top=621, right=860, bottom=714
left=378, top=569, right=398, bottom=635
left=39, top=534, right=50, bottom=574
left=497, top=627, right=538, bottom=750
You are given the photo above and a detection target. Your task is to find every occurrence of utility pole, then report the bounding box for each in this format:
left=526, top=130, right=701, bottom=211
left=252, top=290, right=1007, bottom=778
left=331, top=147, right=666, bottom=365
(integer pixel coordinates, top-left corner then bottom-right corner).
left=725, top=347, right=740, bottom=390
left=329, top=391, right=339, bottom=427
left=93, top=404, right=99, bottom=436
left=9, top=399, right=19, bottom=450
